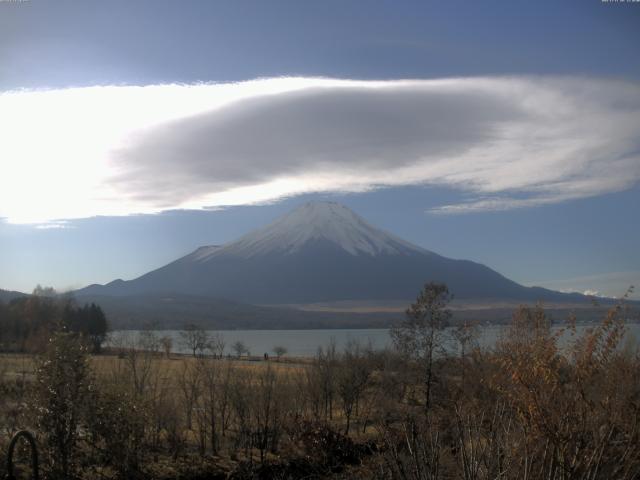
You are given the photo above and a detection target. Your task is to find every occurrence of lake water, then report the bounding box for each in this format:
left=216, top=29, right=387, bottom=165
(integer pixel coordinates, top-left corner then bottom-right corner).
left=111, top=323, right=640, bottom=357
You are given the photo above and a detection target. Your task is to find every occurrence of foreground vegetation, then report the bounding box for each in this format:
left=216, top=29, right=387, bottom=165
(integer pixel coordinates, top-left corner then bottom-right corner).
left=0, top=284, right=638, bottom=479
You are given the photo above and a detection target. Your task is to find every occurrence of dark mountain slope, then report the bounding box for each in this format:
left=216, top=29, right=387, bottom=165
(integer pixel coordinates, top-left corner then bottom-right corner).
left=76, top=202, right=590, bottom=305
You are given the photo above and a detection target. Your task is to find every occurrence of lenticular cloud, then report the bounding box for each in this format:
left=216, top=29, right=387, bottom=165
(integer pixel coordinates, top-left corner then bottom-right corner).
left=1, top=76, right=639, bottom=223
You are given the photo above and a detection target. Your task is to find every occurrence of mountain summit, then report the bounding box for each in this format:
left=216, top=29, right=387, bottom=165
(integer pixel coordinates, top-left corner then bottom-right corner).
left=193, top=201, right=428, bottom=260
left=77, top=202, right=582, bottom=304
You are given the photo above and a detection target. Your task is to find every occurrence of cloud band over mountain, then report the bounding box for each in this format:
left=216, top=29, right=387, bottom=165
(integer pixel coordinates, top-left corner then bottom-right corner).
left=1, top=76, right=639, bottom=223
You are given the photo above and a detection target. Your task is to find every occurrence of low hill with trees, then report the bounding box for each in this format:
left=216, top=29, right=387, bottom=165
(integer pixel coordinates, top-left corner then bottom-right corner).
left=0, top=288, right=108, bottom=353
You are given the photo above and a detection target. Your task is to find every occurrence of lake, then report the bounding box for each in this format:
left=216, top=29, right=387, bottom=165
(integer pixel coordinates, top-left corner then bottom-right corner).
left=110, top=323, right=640, bottom=357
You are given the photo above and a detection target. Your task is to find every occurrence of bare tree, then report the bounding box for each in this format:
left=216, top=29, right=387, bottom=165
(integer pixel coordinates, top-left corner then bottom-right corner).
left=313, top=339, right=338, bottom=422
left=160, top=335, right=173, bottom=358
left=217, top=362, right=235, bottom=439
left=177, top=360, right=202, bottom=430
left=138, top=329, right=160, bottom=354
left=273, top=345, right=287, bottom=360
left=451, top=320, right=478, bottom=391
left=121, top=335, right=157, bottom=396
left=232, top=340, right=248, bottom=358
left=252, top=365, right=288, bottom=463
left=208, top=332, right=226, bottom=358
left=108, top=330, right=128, bottom=357
left=180, top=323, right=210, bottom=357
left=390, top=282, right=451, bottom=413
left=336, top=339, right=373, bottom=434
left=229, top=370, right=252, bottom=456
left=196, top=356, right=219, bottom=455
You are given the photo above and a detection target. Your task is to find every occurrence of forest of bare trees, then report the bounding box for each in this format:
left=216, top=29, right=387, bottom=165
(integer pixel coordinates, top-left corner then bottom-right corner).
left=0, top=283, right=638, bottom=479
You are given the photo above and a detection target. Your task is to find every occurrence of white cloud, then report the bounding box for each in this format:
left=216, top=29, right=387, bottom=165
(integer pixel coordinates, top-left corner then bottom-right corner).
left=0, top=76, right=639, bottom=223
left=34, top=220, right=74, bottom=230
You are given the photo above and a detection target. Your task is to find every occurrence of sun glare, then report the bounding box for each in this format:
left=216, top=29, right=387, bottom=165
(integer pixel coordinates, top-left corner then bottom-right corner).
left=0, top=78, right=369, bottom=224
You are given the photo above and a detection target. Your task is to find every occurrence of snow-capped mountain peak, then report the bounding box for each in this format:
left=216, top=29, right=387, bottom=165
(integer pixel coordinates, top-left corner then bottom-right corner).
left=76, top=201, right=583, bottom=306
left=195, top=201, right=429, bottom=260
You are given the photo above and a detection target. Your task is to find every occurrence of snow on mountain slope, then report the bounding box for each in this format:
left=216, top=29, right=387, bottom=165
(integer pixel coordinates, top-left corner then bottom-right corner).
left=191, top=245, right=223, bottom=261
left=193, top=201, right=430, bottom=261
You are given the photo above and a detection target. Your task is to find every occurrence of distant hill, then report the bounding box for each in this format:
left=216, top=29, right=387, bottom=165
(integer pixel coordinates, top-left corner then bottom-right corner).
left=76, top=292, right=626, bottom=330
left=77, top=201, right=591, bottom=306
left=0, top=289, right=28, bottom=303
left=76, top=293, right=399, bottom=330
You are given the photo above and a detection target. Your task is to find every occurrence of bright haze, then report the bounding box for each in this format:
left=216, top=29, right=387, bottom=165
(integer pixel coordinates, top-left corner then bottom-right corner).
left=1, top=0, right=639, bottom=300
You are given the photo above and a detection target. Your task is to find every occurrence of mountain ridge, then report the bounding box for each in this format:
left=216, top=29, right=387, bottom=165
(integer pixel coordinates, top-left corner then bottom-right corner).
left=0, top=289, right=28, bottom=303
left=75, top=201, right=594, bottom=306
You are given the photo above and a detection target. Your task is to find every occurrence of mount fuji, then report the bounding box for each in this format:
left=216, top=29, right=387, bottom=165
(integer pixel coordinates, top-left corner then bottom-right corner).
left=76, top=202, right=584, bottom=306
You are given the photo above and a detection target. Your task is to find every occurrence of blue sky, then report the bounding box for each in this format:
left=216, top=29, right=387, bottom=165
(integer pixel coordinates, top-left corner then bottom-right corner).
left=1, top=0, right=639, bottom=298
